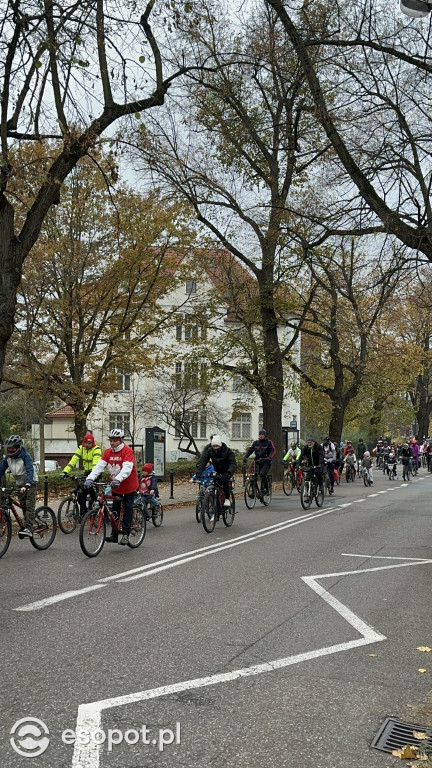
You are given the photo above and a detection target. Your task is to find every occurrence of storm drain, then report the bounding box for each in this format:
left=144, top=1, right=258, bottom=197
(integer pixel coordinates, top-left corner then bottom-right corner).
left=371, top=717, right=432, bottom=754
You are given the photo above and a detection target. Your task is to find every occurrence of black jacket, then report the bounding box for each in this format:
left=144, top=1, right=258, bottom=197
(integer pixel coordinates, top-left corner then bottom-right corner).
left=196, top=443, right=237, bottom=478
left=300, top=443, right=324, bottom=468
left=244, top=437, right=276, bottom=462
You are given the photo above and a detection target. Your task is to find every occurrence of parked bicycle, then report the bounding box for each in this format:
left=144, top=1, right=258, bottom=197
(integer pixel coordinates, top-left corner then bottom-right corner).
left=134, top=493, right=164, bottom=527
left=79, top=482, right=146, bottom=557
left=300, top=467, right=324, bottom=510
left=57, top=475, right=95, bottom=534
left=0, top=487, right=57, bottom=558
left=202, top=472, right=235, bottom=533
left=243, top=461, right=272, bottom=508
left=282, top=462, right=302, bottom=496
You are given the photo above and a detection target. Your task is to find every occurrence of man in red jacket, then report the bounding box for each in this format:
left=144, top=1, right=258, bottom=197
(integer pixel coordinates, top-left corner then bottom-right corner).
left=84, top=428, right=139, bottom=545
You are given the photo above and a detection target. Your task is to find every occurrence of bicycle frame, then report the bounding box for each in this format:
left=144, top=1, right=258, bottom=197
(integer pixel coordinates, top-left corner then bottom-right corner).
left=1, top=487, right=25, bottom=528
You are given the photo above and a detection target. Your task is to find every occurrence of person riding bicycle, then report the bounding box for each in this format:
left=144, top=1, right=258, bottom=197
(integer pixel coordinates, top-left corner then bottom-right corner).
left=243, top=428, right=276, bottom=498
left=283, top=441, right=301, bottom=465
left=345, top=447, right=357, bottom=478
left=84, top=428, right=139, bottom=545
left=300, top=437, right=324, bottom=493
left=196, top=435, right=236, bottom=507
left=138, top=462, right=160, bottom=518
left=60, top=433, right=102, bottom=518
left=0, top=435, right=38, bottom=537
left=400, top=442, right=413, bottom=481
left=361, top=451, right=374, bottom=484
left=190, top=460, right=213, bottom=487
left=321, top=436, right=335, bottom=494
left=356, top=438, right=367, bottom=469
left=410, top=438, right=420, bottom=472
left=387, top=451, right=397, bottom=479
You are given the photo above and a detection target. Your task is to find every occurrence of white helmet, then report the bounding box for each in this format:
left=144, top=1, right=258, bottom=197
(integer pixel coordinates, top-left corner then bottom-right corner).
left=108, top=428, right=124, bottom=438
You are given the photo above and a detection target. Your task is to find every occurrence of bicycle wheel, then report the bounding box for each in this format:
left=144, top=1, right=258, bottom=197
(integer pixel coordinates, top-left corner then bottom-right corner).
left=315, top=485, right=324, bottom=507
left=128, top=505, right=146, bottom=547
left=301, top=481, right=312, bottom=510
left=262, top=477, right=272, bottom=506
left=0, top=508, right=12, bottom=558
left=202, top=493, right=217, bottom=533
left=244, top=478, right=257, bottom=509
left=222, top=492, right=236, bottom=526
left=283, top=471, right=293, bottom=496
left=30, top=506, right=57, bottom=550
left=79, top=509, right=106, bottom=557
left=195, top=495, right=203, bottom=523
left=351, top=467, right=356, bottom=482
left=363, top=471, right=369, bottom=487
left=57, top=496, right=79, bottom=534
left=152, top=504, right=163, bottom=527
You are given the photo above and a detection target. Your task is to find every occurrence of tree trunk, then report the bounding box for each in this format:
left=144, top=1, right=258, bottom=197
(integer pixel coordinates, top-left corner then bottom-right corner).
left=328, top=399, right=345, bottom=445
left=74, top=410, right=88, bottom=446
left=0, top=199, right=22, bottom=381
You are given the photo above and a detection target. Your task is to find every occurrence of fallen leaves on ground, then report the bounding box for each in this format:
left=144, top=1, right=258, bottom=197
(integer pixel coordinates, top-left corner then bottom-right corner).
left=392, top=744, right=427, bottom=759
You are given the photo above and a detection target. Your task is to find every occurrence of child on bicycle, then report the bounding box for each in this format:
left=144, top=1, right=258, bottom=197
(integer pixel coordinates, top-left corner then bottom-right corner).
left=387, top=451, right=397, bottom=479
left=345, top=448, right=357, bottom=478
left=361, top=451, right=374, bottom=484
left=0, top=435, right=38, bottom=536
left=138, top=463, right=160, bottom=519
left=190, top=461, right=213, bottom=487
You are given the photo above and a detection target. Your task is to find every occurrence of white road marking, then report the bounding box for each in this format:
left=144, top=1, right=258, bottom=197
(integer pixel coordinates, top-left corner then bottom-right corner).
left=339, top=503, right=352, bottom=508
left=353, top=499, right=366, bottom=503
left=73, top=554, right=432, bottom=768
left=13, top=585, right=106, bottom=612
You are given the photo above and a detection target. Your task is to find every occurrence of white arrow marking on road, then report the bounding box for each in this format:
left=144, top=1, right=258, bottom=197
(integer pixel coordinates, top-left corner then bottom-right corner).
left=71, top=555, right=432, bottom=768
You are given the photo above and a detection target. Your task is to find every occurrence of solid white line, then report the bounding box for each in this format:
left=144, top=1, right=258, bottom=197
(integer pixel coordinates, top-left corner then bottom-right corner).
left=117, top=508, right=339, bottom=583
left=309, top=559, right=432, bottom=580
left=352, top=499, right=366, bottom=503
left=339, top=503, right=352, bottom=508
left=342, top=553, right=432, bottom=561
left=14, top=584, right=106, bottom=612
left=98, top=508, right=336, bottom=583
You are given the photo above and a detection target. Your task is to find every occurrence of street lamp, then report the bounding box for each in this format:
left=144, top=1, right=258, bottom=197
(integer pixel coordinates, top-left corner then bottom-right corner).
left=400, top=0, right=432, bottom=17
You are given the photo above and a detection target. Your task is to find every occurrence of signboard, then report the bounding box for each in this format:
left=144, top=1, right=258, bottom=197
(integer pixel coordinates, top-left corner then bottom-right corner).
left=289, top=420, right=297, bottom=429
left=145, top=427, right=166, bottom=481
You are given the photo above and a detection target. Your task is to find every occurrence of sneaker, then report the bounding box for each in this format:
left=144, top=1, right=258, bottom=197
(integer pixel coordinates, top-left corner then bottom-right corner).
left=105, top=533, right=118, bottom=543
left=19, top=527, right=33, bottom=538
left=223, top=499, right=231, bottom=507
left=119, top=534, right=129, bottom=545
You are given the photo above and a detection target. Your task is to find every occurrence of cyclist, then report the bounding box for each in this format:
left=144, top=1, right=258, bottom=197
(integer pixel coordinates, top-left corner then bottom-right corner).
left=410, top=438, right=420, bottom=473
left=0, top=435, right=38, bottom=537
left=400, top=442, right=413, bottom=481
left=283, top=441, right=301, bottom=465
left=84, top=428, right=138, bottom=545
left=361, top=450, right=374, bottom=484
left=243, top=428, right=276, bottom=498
left=138, top=462, right=160, bottom=518
left=345, top=447, right=357, bottom=479
left=196, top=435, right=236, bottom=507
left=60, top=433, right=102, bottom=519
left=321, top=436, right=335, bottom=494
left=356, top=438, right=367, bottom=471
left=300, top=437, right=324, bottom=493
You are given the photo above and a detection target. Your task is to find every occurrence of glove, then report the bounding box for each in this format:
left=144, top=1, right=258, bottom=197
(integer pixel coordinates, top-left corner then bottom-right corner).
left=83, top=478, right=93, bottom=489
left=110, top=478, right=121, bottom=489
left=59, top=472, right=67, bottom=479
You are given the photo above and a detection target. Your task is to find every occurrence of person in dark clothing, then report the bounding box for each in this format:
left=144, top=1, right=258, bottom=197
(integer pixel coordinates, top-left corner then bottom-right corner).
left=196, top=435, right=237, bottom=507
left=243, top=428, right=276, bottom=495
left=300, top=437, right=324, bottom=492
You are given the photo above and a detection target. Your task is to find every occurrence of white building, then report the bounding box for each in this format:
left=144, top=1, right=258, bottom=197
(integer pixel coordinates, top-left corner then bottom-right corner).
left=32, top=251, right=300, bottom=466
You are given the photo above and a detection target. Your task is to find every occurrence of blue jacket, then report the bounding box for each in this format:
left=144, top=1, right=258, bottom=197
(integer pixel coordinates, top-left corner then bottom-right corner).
left=192, top=463, right=214, bottom=487
left=0, top=447, right=37, bottom=486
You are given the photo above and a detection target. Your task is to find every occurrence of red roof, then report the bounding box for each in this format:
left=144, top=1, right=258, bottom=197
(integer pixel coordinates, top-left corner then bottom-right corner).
left=45, top=405, right=75, bottom=418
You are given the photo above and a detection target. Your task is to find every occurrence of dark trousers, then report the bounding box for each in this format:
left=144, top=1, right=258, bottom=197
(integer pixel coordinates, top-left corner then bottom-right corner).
left=326, top=463, right=335, bottom=488
left=112, top=491, right=135, bottom=535
left=258, top=460, right=271, bottom=493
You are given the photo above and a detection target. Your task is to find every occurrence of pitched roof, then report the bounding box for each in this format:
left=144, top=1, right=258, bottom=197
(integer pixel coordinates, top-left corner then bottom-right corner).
left=45, top=405, right=74, bottom=418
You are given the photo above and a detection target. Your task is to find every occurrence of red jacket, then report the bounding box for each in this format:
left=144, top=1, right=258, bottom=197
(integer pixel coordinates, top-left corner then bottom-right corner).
left=95, top=444, right=138, bottom=495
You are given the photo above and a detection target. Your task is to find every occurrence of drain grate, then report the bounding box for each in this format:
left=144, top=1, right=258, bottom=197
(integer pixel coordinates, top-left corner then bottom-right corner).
left=371, top=717, right=432, bottom=754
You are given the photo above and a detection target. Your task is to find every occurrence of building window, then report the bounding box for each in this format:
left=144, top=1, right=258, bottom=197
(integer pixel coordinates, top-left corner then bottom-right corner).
left=186, top=280, right=197, bottom=294
left=175, top=362, right=182, bottom=390
left=176, top=324, right=182, bottom=340
left=232, top=413, right=252, bottom=439
left=232, top=374, right=251, bottom=393
left=116, top=371, right=131, bottom=391
left=109, top=412, right=130, bottom=436
left=200, top=411, right=207, bottom=439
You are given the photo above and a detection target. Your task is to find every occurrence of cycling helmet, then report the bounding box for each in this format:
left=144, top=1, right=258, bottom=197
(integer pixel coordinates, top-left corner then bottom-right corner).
left=5, top=434, right=23, bottom=456
left=290, top=441, right=297, bottom=448
left=322, top=436, right=330, bottom=443
left=363, top=451, right=370, bottom=458
left=108, top=428, right=124, bottom=439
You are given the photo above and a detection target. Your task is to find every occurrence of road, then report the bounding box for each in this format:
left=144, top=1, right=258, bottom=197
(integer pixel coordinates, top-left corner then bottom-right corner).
left=1, top=469, right=432, bottom=767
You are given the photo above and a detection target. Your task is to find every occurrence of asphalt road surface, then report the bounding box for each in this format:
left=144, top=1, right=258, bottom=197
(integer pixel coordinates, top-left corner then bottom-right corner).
left=2, top=468, right=432, bottom=768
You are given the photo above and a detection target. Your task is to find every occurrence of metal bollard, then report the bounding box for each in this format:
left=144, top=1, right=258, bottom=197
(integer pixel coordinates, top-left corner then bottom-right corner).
left=169, top=469, right=174, bottom=499
left=44, top=475, right=49, bottom=506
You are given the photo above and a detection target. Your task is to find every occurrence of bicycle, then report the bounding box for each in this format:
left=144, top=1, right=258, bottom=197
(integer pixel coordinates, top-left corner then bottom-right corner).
left=79, top=482, right=146, bottom=557
left=282, top=462, right=302, bottom=496
left=0, top=487, right=57, bottom=558
left=300, top=467, right=324, bottom=510
left=345, top=463, right=356, bottom=482
left=360, top=466, right=372, bottom=487
left=194, top=480, right=210, bottom=523
left=57, top=475, right=95, bottom=534
left=202, top=472, right=235, bottom=533
left=243, top=461, right=272, bottom=508
left=134, top=493, right=164, bottom=527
